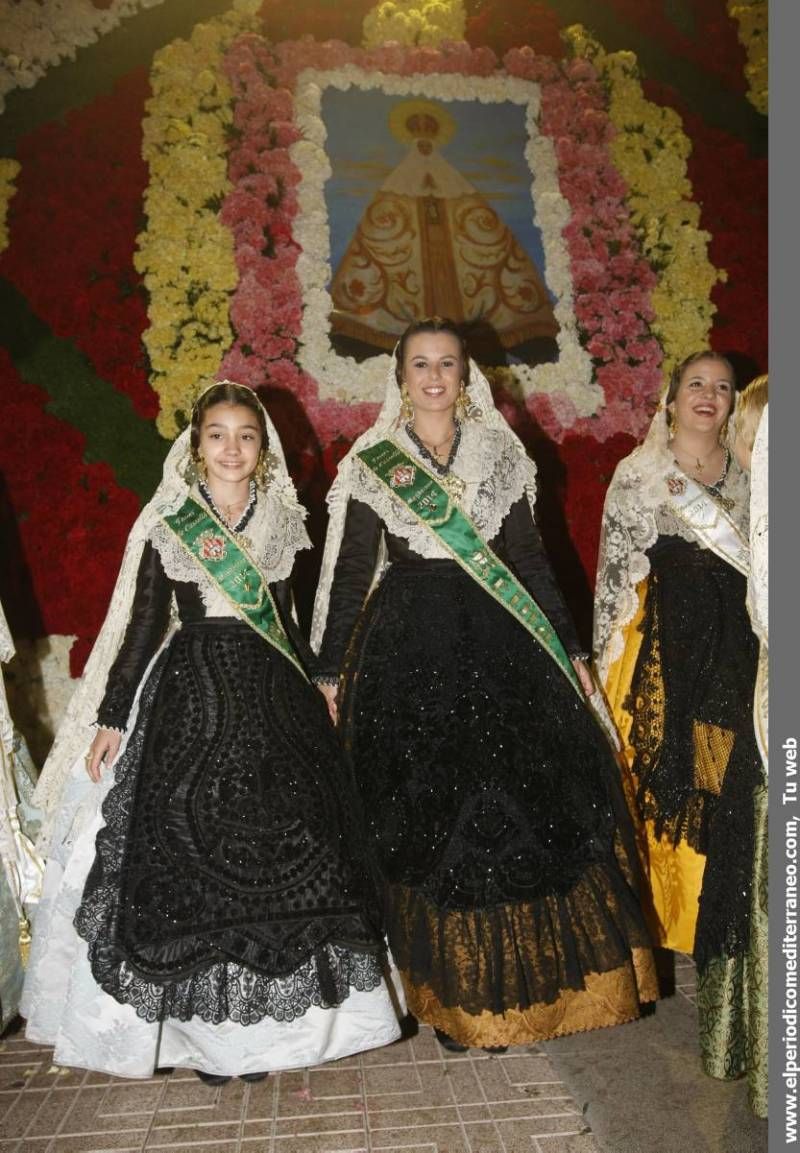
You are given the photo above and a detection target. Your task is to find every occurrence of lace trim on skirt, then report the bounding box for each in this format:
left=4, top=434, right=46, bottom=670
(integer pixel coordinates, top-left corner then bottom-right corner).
left=75, top=641, right=383, bottom=1025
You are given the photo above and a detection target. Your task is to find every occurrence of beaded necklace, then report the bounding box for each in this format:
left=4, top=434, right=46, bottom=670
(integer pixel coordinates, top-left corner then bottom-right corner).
left=404, top=421, right=466, bottom=501
left=405, top=420, right=462, bottom=474
left=701, top=448, right=734, bottom=512
left=198, top=478, right=257, bottom=534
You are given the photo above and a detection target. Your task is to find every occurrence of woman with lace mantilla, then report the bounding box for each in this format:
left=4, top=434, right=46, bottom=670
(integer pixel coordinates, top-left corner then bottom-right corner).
left=22, top=381, right=401, bottom=1082
left=594, top=352, right=765, bottom=1110
left=312, top=317, right=657, bottom=1052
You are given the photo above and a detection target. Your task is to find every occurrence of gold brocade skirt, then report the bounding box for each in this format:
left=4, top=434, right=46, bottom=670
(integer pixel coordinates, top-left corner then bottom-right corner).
left=697, top=782, right=768, bottom=1117
left=384, top=876, right=659, bottom=1048
left=400, top=956, right=656, bottom=1049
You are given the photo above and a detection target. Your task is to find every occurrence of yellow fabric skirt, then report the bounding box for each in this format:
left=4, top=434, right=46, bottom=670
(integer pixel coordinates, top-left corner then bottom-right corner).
left=603, top=580, right=705, bottom=954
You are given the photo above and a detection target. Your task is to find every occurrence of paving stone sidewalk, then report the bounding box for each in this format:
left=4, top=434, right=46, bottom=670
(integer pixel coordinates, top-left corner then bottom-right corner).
left=0, top=1018, right=602, bottom=1153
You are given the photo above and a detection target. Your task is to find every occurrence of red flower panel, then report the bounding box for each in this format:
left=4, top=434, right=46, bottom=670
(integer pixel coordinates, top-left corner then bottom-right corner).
left=0, top=71, right=157, bottom=421
left=0, top=351, right=140, bottom=675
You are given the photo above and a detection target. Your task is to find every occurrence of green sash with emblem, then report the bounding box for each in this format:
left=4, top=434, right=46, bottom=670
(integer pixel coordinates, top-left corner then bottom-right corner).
left=161, top=496, right=306, bottom=679
left=358, top=439, right=582, bottom=696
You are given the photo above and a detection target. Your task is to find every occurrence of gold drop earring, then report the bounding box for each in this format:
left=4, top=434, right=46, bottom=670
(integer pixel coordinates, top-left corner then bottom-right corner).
left=456, top=380, right=479, bottom=421
left=400, top=383, right=414, bottom=423
left=255, top=450, right=277, bottom=488
left=190, top=452, right=208, bottom=482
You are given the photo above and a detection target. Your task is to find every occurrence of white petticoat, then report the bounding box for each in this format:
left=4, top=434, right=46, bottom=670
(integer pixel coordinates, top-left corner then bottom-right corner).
left=21, top=763, right=405, bottom=1078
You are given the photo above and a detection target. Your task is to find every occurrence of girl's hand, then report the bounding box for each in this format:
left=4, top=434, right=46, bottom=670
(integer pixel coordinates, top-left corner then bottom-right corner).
left=85, top=728, right=122, bottom=783
left=317, top=682, right=339, bottom=725
left=571, top=657, right=595, bottom=698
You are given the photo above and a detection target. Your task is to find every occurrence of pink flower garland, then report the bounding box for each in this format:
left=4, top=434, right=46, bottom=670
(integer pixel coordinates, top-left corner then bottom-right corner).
left=220, top=35, right=662, bottom=448
left=505, top=49, right=662, bottom=439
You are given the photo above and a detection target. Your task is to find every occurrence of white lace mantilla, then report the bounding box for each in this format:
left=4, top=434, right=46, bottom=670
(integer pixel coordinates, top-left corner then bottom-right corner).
left=33, top=394, right=310, bottom=853
left=594, top=428, right=751, bottom=684
left=0, top=600, right=13, bottom=666
left=346, top=423, right=534, bottom=562
left=311, top=353, right=539, bottom=653
left=747, top=405, right=768, bottom=771
left=149, top=487, right=310, bottom=615
left=747, top=404, right=768, bottom=646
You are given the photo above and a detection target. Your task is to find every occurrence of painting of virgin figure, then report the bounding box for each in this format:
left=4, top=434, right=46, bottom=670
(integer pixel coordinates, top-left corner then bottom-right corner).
left=325, top=94, right=559, bottom=364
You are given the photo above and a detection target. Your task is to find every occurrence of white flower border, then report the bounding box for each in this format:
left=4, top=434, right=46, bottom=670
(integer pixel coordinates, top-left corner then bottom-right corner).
left=0, top=0, right=167, bottom=112
left=292, top=66, right=599, bottom=417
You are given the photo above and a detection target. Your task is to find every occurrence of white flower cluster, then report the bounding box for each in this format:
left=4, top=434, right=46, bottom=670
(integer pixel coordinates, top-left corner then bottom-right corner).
left=291, top=65, right=599, bottom=425
left=0, top=0, right=166, bottom=113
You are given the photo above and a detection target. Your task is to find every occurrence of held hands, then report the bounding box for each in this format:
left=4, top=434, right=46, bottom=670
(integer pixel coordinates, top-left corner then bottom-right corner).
left=85, top=728, right=122, bottom=782
left=571, top=657, right=596, bottom=697
left=317, top=682, right=339, bottom=726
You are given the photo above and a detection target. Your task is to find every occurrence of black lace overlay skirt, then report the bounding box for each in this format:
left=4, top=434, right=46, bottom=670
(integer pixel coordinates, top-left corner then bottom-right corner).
left=75, top=619, right=383, bottom=1025
left=340, top=561, right=653, bottom=1017
left=625, top=538, right=763, bottom=970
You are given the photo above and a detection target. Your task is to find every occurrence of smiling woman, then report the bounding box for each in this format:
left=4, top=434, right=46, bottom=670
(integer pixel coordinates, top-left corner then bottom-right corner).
left=594, top=350, right=766, bottom=1113
left=666, top=352, right=734, bottom=487
left=311, top=317, right=658, bottom=1053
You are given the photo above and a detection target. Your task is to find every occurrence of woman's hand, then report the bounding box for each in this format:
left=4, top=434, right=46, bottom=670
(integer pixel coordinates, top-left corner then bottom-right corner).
left=571, top=657, right=596, bottom=698
left=317, top=682, right=339, bottom=725
left=85, top=728, right=122, bottom=783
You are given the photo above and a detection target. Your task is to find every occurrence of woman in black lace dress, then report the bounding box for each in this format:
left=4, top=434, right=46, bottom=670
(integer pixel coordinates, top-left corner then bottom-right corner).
left=22, top=381, right=401, bottom=1081
left=311, top=318, right=657, bottom=1052
left=594, top=352, right=765, bottom=1112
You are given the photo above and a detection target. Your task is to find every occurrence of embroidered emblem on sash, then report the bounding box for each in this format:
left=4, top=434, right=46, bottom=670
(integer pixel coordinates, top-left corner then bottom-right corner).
left=390, top=464, right=416, bottom=488
left=196, top=529, right=227, bottom=561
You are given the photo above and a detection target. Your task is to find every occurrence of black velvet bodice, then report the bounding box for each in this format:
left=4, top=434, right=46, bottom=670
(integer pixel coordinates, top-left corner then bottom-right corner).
left=96, top=541, right=317, bottom=730
left=317, top=494, right=582, bottom=679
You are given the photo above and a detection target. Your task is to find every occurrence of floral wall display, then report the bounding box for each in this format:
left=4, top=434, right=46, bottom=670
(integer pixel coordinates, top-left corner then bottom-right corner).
left=0, top=0, right=168, bottom=113
left=728, top=0, right=768, bottom=114
left=0, top=0, right=767, bottom=730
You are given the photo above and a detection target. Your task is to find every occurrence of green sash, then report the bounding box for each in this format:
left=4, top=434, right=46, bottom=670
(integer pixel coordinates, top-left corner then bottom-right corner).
left=358, top=439, right=582, bottom=696
left=161, top=496, right=306, bottom=679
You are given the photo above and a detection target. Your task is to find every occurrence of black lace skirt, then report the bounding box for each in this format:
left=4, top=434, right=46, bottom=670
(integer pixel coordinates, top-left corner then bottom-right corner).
left=340, top=561, right=654, bottom=1021
left=624, top=539, right=762, bottom=969
left=627, top=536, right=761, bottom=855
left=75, top=619, right=383, bottom=1025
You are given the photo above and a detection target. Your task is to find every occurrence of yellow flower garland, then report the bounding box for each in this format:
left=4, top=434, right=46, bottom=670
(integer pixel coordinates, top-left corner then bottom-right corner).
left=362, top=0, right=465, bottom=49
left=563, top=26, right=724, bottom=379
left=135, top=8, right=259, bottom=439
left=728, top=0, right=768, bottom=116
left=0, top=158, right=21, bottom=254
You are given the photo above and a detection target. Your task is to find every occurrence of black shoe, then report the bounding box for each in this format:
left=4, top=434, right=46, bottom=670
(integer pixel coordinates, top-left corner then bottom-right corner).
left=434, top=1027, right=469, bottom=1053
left=240, top=1071, right=269, bottom=1082
left=195, top=1070, right=232, bottom=1085
left=483, top=1046, right=508, bottom=1054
